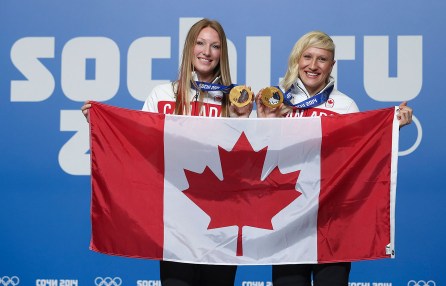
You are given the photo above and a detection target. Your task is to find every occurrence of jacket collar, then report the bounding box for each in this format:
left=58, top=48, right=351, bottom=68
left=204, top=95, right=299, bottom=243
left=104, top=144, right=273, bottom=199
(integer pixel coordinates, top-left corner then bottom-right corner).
left=291, top=76, right=335, bottom=97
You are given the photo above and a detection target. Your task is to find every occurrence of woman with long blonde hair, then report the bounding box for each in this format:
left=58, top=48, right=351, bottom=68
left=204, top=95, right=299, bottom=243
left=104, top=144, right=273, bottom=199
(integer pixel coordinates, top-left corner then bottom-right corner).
left=82, top=18, right=252, bottom=285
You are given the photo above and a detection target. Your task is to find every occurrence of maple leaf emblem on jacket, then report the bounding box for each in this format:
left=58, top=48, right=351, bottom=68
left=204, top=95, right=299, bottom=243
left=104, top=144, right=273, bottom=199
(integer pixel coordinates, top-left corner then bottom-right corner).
left=182, top=132, right=301, bottom=256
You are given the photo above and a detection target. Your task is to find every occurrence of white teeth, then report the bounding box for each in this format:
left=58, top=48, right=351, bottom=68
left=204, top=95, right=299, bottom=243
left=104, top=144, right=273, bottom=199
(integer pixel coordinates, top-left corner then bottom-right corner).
left=199, top=57, right=211, bottom=62
left=306, top=72, right=318, bottom=76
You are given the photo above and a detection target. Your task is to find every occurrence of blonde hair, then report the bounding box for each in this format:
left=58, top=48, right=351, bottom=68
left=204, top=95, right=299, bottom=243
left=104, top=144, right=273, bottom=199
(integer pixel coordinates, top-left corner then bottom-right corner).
left=281, top=31, right=335, bottom=91
left=175, top=18, right=232, bottom=116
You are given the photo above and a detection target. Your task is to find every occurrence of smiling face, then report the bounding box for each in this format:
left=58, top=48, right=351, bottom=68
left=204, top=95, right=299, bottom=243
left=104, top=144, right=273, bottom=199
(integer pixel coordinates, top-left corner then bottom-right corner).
left=298, top=47, right=335, bottom=96
left=192, top=27, right=221, bottom=82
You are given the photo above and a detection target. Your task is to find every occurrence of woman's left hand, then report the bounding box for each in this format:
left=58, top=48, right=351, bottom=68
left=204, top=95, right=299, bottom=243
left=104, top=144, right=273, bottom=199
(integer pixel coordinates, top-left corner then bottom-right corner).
left=228, top=87, right=254, bottom=118
left=229, top=101, right=253, bottom=118
left=398, top=101, right=413, bottom=128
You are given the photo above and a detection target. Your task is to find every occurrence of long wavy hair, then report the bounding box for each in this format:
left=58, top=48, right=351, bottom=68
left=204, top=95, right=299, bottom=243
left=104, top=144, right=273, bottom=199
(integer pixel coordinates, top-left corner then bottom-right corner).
left=280, top=31, right=335, bottom=91
left=174, top=18, right=232, bottom=116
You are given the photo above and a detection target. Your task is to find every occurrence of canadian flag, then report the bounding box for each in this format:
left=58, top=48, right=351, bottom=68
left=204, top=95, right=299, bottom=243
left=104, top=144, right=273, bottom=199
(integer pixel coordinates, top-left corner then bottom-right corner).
left=88, top=102, right=400, bottom=265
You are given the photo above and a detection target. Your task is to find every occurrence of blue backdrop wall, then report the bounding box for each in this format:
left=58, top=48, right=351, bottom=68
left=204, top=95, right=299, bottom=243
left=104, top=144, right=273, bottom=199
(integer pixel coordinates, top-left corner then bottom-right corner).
left=1, top=1, right=444, bottom=285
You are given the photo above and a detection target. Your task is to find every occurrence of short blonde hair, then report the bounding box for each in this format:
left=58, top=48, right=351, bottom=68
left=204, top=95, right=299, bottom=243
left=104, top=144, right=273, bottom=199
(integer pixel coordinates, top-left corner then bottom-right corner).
left=281, top=31, right=335, bottom=91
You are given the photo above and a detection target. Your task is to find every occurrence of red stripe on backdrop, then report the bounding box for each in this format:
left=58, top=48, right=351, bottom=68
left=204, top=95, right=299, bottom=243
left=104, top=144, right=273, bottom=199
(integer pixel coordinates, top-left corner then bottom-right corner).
left=318, top=108, right=395, bottom=262
left=89, top=102, right=165, bottom=259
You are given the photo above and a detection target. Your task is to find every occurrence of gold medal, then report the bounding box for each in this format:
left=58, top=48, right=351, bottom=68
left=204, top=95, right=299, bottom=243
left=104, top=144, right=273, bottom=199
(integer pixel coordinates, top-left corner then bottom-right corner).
left=260, top=87, right=283, bottom=108
left=229, top=86, right=253, bottom=108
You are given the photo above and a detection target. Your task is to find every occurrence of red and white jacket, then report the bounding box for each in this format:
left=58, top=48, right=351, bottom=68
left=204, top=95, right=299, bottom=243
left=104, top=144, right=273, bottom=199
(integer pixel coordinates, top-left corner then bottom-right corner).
left=142, top=74, right=225, bottom=117
left=281, top=77, right=359, bottom=117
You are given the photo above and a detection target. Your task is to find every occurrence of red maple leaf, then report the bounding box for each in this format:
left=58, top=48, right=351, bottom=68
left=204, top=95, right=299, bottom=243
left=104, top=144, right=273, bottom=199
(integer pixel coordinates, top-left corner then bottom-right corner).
left=182, top=132, right=301, bottom=256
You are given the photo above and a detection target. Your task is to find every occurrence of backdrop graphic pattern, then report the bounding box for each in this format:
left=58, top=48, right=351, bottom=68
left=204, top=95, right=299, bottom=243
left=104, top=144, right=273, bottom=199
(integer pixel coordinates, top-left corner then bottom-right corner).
left=1, top=0, right=444, bottom=285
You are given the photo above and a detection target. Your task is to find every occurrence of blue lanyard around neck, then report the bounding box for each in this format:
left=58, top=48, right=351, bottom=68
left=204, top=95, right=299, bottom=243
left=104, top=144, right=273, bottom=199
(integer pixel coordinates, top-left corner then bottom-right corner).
left=282, top=84, right=334, bottom=109
left=193, top=81, right=235, bottom=94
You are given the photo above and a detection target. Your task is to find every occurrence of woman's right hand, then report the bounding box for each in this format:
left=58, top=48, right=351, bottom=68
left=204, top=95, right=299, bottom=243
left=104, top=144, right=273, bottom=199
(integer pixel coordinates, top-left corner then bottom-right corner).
left=81, top=100, right=92, bottom=122
left=255, top=89, right=283, bottom=118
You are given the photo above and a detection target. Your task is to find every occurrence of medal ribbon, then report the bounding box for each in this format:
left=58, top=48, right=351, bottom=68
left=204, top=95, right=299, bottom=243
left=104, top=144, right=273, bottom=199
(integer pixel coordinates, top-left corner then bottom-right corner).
left=281, top=84, right=334, bottom=109
left=193, top=81, right=236, bottom=94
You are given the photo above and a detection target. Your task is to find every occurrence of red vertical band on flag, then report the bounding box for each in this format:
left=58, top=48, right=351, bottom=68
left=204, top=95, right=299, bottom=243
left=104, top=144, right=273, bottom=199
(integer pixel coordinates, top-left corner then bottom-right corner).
left=318, top=108, right=395, bottom=262
left=89, top=102, right=165, bottom=259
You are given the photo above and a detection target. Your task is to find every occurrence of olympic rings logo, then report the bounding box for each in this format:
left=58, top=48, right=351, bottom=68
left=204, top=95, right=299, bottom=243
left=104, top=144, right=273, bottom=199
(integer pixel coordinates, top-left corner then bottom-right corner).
left=94, top=277, right=122, bottom=286
left=408, top=281, right=436, bottom=286
left=0, top=276, right=20, bottom=286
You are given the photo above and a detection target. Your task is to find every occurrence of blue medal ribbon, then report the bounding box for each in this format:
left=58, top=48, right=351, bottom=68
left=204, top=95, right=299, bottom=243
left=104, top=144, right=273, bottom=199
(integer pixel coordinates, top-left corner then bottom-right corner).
left=281, top=84, right=334, bottom=109
left=193, top=81, right=236, bottom=94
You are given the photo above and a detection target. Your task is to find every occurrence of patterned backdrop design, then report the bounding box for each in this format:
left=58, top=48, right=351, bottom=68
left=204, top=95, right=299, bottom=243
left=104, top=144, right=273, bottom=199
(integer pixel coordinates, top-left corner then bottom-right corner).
left=1, top=0, right=444, bottom=285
